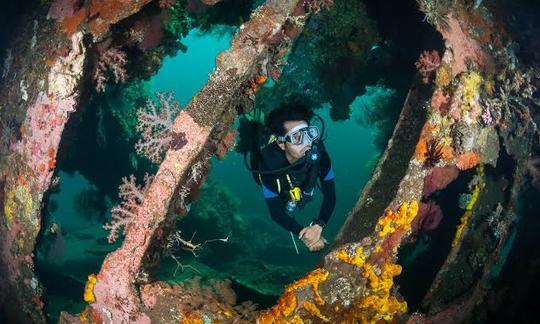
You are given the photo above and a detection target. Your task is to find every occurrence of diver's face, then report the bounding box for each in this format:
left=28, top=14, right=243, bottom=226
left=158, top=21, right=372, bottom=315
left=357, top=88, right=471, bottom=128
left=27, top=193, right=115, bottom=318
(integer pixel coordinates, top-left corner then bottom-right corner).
left=279, top=120, right=312, bottom=163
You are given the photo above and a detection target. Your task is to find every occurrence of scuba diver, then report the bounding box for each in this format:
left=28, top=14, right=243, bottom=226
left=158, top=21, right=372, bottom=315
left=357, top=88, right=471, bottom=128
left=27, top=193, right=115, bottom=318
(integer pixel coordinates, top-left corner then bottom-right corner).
left=245, top=102, right=336, bottom=252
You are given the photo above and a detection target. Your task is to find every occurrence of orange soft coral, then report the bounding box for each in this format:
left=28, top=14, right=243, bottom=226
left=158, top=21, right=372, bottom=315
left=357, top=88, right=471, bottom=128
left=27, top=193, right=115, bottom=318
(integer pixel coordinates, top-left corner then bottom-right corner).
left=61, top=8, right=86, bottom=37
left=415, top=122, right=442, bottom=162
left=456, top=151, right=480, bottom=170
left=415, top=136, right=429, bottom=162
left=441, top=144, right=454, bottom=160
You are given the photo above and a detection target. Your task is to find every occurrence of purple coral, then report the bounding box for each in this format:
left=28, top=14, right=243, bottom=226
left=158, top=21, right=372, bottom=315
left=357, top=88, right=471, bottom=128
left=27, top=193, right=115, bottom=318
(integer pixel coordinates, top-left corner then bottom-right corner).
left=104, top=174, right=153, bottom=243
left=423, top=165, right=460, bottom=198
left=419, top=201, right=443, bottom=231
left=135, top=92, right=182, bottom=163
left=138, top=16, right=164, bottom=51
left=93, top=47, right=128, bottom=92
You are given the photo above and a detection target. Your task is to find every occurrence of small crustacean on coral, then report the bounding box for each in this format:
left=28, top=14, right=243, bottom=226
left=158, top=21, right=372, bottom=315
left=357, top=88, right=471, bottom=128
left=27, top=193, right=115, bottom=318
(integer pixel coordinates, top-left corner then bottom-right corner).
left=423, top=139, right=444, bottom=168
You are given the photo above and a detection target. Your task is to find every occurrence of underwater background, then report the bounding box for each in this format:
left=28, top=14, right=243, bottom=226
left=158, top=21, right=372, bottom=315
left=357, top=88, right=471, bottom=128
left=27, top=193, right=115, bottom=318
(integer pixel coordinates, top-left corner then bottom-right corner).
left=1, top=0, right=540, bottom=323
left=33, top=1, right=427, bottom=318
left=35, top=25, right=386, bottom=321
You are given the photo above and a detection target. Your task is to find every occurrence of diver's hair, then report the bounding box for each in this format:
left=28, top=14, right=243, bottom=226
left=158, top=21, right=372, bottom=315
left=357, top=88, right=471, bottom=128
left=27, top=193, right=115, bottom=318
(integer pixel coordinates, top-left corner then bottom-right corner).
left=266, top=101, right=314, bottom=136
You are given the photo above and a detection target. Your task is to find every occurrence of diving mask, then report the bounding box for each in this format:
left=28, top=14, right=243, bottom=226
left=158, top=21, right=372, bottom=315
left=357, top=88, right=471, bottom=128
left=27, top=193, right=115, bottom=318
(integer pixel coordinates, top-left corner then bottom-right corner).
left=278, top=123, right=320, bottom=146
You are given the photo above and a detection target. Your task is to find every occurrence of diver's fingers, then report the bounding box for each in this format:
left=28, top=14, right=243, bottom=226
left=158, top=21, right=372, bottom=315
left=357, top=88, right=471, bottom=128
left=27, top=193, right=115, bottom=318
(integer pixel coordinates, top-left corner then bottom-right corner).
left=310, top=240, right=325, bottom=251
left=298, top=227, right=307, bottom=239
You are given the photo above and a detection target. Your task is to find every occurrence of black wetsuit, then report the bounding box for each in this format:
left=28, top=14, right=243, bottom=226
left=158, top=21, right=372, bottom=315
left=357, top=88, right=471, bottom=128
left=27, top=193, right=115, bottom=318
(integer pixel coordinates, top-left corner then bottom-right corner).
left=257, top=142, right=336, bottom=235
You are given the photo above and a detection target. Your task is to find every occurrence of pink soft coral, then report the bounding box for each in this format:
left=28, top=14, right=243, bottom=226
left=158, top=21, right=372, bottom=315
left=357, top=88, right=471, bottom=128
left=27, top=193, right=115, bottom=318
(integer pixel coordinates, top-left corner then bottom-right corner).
left=104, top=174, right=153, bottom=243
left=93, top=47, right=127, bottom=92
left=415, top=50, right=441, bottom=84
left=135, top=92, right=183, bottom=163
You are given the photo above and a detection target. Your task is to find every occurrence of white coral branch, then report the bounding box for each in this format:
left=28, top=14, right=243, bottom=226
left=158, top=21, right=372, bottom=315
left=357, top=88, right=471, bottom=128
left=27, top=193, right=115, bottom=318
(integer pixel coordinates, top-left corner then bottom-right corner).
left=103, top=174, right=153, bottom=243
left=135, top=92, right=181, bottom=163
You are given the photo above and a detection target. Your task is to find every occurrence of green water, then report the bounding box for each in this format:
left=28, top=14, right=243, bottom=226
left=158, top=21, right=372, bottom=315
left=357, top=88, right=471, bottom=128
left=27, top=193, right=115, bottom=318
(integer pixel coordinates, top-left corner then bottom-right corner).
left=37, top=26, right=383, bottom=320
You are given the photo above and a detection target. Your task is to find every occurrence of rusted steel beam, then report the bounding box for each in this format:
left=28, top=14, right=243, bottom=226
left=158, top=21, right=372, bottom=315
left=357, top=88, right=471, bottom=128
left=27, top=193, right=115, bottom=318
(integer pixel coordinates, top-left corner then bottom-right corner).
left=332, top=85, right=429, bottom=247
left=0, top=24, right=87, bottom=323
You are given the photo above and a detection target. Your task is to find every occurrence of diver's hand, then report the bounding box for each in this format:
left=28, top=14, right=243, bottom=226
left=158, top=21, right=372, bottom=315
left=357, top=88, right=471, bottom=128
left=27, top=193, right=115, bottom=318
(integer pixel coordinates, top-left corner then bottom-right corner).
left=307, top=237, right=328, bottom=252
left=299, top=224, right=323, bottom=246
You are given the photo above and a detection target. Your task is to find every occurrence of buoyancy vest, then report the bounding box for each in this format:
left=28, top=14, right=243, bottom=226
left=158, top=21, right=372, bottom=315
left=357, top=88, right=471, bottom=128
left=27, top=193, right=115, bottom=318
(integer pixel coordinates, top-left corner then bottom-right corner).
left=256, top=142, right=322, bottom=205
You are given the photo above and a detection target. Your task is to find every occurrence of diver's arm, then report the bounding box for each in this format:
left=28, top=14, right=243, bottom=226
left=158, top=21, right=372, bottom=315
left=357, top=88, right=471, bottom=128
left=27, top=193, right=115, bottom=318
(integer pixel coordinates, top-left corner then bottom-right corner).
left=264, top=197, right=303, bottom=235
left=316, top=178, right=336, bottom=226
left=316, top=149, right=336, bottom=226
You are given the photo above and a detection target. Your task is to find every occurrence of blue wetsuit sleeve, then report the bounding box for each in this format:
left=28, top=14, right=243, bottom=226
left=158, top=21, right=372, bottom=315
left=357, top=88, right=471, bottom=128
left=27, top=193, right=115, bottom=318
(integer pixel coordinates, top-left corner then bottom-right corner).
left=261, top=183, right=278, bottom=198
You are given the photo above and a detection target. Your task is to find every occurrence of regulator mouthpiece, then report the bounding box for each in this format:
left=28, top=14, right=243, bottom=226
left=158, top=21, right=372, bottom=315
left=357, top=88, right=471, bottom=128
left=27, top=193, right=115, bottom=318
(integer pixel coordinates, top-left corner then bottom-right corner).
left=304, top=142, right=320, bottom=165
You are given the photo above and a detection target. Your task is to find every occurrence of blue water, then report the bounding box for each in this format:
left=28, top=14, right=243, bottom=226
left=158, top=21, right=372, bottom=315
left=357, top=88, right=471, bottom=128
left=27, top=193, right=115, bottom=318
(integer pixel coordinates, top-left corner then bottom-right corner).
left=151, top=27, right=236, bottom=106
